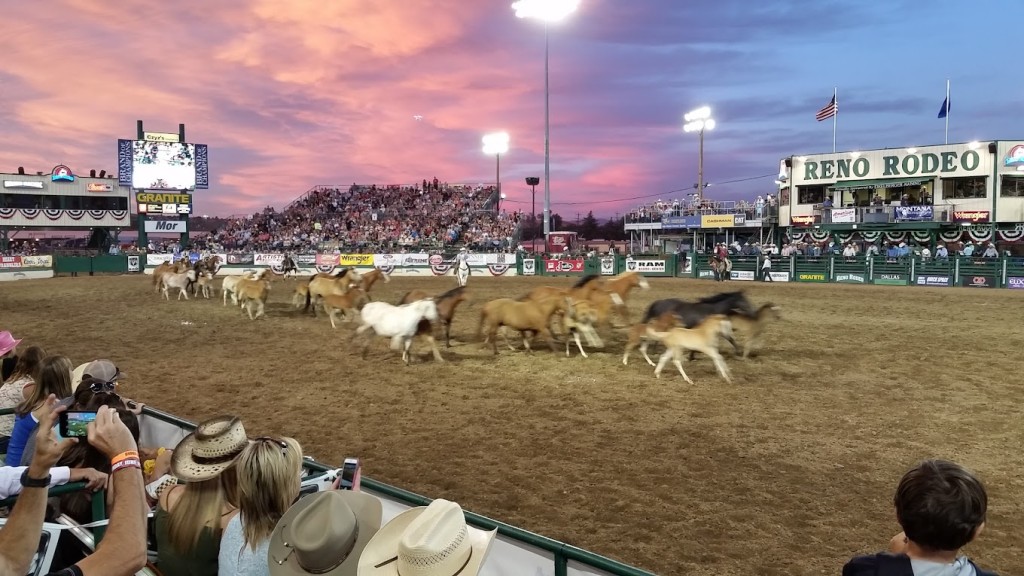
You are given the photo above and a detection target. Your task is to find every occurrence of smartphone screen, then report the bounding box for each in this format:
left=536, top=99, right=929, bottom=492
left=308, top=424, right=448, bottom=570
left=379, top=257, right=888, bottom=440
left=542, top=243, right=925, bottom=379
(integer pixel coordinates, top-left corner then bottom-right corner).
left=59, top=411, right=97, bottom=438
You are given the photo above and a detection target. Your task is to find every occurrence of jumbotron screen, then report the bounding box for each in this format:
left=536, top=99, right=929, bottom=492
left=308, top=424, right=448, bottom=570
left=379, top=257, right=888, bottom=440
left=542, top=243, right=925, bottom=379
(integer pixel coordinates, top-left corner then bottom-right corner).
left=131, top=141, right=196, bottom=191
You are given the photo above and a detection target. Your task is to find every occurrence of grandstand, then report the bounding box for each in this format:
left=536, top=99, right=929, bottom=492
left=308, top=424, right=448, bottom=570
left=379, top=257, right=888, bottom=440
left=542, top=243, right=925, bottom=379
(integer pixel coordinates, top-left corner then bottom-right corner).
left=208, top=182, right=522, bottom=254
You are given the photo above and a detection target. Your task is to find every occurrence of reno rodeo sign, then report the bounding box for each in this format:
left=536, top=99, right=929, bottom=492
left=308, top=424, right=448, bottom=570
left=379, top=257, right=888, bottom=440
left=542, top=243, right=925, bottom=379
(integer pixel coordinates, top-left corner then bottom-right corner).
left=793, top=144, right=990, bottom=183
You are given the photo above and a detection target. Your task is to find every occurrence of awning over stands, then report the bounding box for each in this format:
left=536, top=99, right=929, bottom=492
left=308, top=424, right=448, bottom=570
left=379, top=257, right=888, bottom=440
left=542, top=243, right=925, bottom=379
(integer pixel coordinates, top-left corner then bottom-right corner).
left=829, top=177, right=927, bottom=190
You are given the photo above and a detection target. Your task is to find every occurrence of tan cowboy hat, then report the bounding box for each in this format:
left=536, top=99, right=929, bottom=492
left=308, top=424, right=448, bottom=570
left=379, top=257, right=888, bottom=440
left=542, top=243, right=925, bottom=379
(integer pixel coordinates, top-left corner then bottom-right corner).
left=269, top=491, right=383, bottom=576
left=357, top=499, right=496, bottom=576
left=170, top=416, right=248, bottom=482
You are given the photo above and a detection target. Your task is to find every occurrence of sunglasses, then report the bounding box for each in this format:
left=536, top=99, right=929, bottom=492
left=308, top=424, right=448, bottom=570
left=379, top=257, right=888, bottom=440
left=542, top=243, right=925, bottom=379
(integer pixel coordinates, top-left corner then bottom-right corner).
left=88, top=380, right=118, bottom=393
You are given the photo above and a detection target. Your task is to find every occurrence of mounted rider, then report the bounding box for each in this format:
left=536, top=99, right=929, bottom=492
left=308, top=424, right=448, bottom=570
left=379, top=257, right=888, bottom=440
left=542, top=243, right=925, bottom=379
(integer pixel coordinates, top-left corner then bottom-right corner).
left=455, top=246, right=471, bottom=286
left=282, top=252, right=298, bottom=276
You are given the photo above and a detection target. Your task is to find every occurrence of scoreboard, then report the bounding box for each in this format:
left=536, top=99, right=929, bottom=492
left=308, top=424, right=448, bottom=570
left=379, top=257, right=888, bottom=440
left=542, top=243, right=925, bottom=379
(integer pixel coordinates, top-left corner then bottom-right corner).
left=136, top=192, right=192, bottom=215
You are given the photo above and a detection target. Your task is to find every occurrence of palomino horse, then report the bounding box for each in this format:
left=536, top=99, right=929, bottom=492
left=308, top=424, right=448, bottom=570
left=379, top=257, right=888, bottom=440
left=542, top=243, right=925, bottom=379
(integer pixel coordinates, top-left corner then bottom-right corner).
left=518, top=275, right=614, bottom=334
left=151, top=259, right=189, bottom=292
left=196, top=272, right=216, bottom=299
left=561, top=299, right=604, bottom=358
left=161, top=270, right=197, bottom=301
left=709, top=256, right=732, bottom=281
left=478, top=295, right=567, bottom=355
left=646, top=314, right=734, bottom=383
left=635, top=291, right=755, bottom=364
left=235, top=276, right=272, bottom=320
left=355, top=299, right=442, bottom=365
left=357, top=268, right=391, bottom=301
left=399, top=286, right=470, bottom=347
left=303, top=268, right=363, bottom=314
left=456, top=258, right=470, bottom=287
left=223, top=269, right=268, bottom=306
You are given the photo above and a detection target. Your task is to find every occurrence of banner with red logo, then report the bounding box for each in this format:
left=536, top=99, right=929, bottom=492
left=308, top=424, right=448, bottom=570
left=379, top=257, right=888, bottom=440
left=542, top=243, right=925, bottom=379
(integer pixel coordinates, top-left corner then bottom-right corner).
left=0, top=256, right=22, bottom=269
left=544, top=259, right=584, bottom=273
left=952, top=210, right=990, bottom=223
left=316, top=254, right=339, bottom=266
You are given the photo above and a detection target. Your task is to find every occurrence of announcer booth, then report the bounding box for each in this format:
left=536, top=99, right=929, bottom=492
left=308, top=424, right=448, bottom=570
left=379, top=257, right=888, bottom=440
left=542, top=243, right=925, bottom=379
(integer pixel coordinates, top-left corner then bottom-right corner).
left=0, top=165, right=131, bottom=251
left=118, top=121, right=209, bottom=249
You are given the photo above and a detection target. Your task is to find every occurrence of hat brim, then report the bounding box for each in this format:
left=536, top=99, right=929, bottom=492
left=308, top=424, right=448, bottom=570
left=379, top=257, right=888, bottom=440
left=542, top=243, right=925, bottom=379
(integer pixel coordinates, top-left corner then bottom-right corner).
left=269, top=491, right=382, bottom=576
left=0, top=338, right=21, bottom=356
left=356, top=506, right=496, bottom=576
left=170, top=432, right=241, bottom=482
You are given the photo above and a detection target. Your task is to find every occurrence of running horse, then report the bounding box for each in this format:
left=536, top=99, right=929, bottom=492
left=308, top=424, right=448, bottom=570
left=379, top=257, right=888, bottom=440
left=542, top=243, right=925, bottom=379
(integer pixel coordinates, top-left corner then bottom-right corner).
left=357, top=268, right=391, bottom=301
left=399, top=286, right=470, bottom=347
left=708, top=255, right=732, bottom=281
left=188, top=255, right=222, bottom=296
left=596, top=270, right=650, bottom=325
left=354, top=299, right=443, bottom=365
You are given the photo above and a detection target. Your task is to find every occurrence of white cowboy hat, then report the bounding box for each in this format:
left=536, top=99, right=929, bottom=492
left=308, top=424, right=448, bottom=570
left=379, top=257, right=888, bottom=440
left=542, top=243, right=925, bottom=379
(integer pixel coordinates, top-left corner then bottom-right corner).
left=170, top=415, right=249, bottom=482
left=0, top=331, right=21, bottom=356
left=357, top=499, right=496, bottom=576
left=72, top=359, right=126, bottom=389
left=269, top=491, right=383, bottom=576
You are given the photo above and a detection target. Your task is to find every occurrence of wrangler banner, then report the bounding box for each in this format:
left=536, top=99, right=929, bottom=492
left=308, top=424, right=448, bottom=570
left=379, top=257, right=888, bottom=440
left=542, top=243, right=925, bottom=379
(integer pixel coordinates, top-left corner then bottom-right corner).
left=338, top=254, right=374, bottom=266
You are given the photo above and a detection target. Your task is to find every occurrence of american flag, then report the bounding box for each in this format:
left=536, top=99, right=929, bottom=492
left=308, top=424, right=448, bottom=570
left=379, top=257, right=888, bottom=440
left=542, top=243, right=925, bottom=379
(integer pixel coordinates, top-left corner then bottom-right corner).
left=816, top=95, right=837, bottom=121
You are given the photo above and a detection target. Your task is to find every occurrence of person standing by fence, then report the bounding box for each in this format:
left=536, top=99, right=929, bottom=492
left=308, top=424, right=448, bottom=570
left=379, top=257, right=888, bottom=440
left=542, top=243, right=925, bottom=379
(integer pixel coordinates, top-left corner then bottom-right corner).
left=761, top=256, right=773, bottom=282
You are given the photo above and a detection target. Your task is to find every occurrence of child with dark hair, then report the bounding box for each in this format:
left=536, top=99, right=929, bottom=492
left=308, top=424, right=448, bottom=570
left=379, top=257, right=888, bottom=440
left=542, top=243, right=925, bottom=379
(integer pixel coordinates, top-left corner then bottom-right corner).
left=843, top=459, right=997, bottom=576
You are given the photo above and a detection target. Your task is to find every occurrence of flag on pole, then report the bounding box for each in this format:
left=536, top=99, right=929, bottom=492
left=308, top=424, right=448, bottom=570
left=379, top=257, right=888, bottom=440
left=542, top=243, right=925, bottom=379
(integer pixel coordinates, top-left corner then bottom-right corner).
left=937, top=96, right=950, bottom=118
left=816, top=95, right=838, bottom=122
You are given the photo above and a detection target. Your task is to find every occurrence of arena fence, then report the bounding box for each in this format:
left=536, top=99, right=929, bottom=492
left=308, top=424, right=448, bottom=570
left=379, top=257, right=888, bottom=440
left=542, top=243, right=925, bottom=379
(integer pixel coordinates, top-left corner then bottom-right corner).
left=0, top=407, right=654, bottom=576
left=5, top=252, right=1024, bottom=289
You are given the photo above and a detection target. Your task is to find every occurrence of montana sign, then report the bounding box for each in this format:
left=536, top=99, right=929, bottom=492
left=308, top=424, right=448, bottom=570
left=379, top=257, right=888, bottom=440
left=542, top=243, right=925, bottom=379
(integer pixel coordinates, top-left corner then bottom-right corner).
left=801, top=149, right=983, bottom=182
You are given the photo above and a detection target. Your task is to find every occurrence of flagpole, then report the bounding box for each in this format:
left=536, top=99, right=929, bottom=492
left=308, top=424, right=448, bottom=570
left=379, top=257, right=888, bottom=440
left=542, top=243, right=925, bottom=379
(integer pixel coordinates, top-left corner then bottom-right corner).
left=944, top=79, right=950, bottom=145
left=832, top=87, right=837, bottom=153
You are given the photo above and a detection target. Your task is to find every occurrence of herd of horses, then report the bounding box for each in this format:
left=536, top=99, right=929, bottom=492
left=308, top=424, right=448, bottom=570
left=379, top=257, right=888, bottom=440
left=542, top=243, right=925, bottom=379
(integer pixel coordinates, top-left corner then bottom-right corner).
left=147, top=255, right=781, bottom=382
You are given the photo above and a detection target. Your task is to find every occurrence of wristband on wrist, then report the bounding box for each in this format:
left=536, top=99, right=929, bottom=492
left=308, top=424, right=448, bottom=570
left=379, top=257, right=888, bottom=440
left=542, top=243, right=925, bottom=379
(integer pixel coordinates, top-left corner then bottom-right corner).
left=111, top=451, right=140, bottom=466
left=111, top=458, right=142, bottom=474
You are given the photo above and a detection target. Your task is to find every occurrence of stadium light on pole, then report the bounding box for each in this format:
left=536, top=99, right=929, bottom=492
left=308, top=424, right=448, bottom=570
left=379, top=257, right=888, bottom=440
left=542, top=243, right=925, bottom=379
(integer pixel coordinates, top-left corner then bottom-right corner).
left=683, top=106, right=715, bottom=205
left=512, top=0, right=580, bottom=241
left=483, top=132, right=510, bottom=214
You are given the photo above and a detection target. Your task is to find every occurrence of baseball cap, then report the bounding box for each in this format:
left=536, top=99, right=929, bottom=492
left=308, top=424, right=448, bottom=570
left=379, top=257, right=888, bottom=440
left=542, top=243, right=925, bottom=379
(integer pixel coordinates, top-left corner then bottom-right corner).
left=72, top=359, right=126, bottom=388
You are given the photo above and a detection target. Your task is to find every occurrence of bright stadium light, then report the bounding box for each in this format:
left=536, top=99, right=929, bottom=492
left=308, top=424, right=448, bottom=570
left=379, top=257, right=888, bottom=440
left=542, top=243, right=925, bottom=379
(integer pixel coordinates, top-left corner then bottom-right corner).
left=683, top=106, right=716, bottom=204
left=483, top=132, right=510, bottom=214
left=513, top=0, right=580, bottom=240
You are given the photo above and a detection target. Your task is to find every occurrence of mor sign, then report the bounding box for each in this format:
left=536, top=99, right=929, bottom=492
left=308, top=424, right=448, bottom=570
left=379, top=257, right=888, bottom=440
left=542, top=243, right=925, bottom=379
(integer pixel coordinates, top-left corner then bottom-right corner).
left=797, top=146, right=988, bottom=183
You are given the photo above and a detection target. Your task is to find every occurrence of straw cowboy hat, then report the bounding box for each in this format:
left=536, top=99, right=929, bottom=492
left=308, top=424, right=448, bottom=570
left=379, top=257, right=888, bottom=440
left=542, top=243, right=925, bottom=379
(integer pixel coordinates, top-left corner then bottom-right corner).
left=170, top=415, right=249, bottom=482
left=0, top=331, right=21, bottom=356
left=269, top=491, right=383, bottom=576
left=357, top=499, right=496, bottom=576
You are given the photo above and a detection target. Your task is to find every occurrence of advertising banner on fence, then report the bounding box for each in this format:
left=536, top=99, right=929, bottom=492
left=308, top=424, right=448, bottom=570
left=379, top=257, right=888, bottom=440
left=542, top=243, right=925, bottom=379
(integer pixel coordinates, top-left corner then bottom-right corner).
left=21, top=255, right=53, bottom=268
left=701, top=214, right=745, bottom=228
left=146, top=254, right=174, bottom=266
left=625, top=258, right=666, bottom=273
left=338, top=254, right=374, bottom=266
left=127, top=256, right=140, bottom=272
left=916, top=275, right=951, bottom=287
left=0, top=256, right=22, bottom=269
left=373, top=253, right=430, bottom=267
left=831, top=209, right=856, bottom=223
left=600, top=257, right=615, bottom=275
left=523, top=258, right=536, bottom=276
left=254, top=253, right=285, bottom=265
left=952, top=210, right=990, bottom=223
left=895, top=206, right=934, bottom=221
left=796, top=272, right=827, bottom=283
left=544, top=259, right=584, bottom=273
left=731, top=270, right=755, bottom=281
left=316, top=254, right=339, bottom=266
left=227, top=254, right=254, bottom=265
left=768, top=272, right=790, bottom=282
left=874, top=273, right=908, bottom=286
left=963, top=275, right=995, bottom=288
left=835, top=272, right=867, bottom=283
left=662, top=215, right=701, bottom=229
left=1008, top=277, right=1024, bottom=289
left=791, top=215, right=815, bottom=227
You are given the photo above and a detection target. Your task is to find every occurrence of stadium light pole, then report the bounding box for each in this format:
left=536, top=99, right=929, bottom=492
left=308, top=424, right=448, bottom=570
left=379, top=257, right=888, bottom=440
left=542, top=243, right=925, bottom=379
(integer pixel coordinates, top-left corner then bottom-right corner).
left=525, top=176, right=540, bottom=250
left=683, top=106, right=715, bottom=205
left=482, top=131, right=510, bottom=214
left=512, top=0, right=580, bottom=241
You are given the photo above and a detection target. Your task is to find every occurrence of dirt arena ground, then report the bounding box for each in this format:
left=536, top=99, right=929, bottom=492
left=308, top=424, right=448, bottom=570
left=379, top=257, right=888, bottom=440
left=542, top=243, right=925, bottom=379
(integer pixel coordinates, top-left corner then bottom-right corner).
left=1, top=273, right=1021, bottom=575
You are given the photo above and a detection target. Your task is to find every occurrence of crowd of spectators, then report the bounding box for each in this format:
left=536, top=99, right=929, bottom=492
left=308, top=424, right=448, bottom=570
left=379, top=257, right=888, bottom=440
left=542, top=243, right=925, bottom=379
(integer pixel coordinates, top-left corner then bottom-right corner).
left=626, top=194, right=778, bottom=223
left=206, top=180, right=522, bottom=254
left=0, top=331, right=500, bottom=575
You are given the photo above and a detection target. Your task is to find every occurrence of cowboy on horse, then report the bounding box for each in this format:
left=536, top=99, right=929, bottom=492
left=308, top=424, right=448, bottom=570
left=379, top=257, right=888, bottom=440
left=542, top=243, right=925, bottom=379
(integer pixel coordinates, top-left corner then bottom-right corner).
left=455, top=247, right=471, bottom=287
left=281, top=253, right=298, bottom=278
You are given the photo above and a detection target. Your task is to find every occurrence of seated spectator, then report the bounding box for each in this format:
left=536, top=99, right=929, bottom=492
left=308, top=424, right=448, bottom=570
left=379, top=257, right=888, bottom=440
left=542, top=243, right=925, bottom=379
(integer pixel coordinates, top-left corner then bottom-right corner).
left=219, top=435, right=303, bottom=576
left=842, top=459, right=996, bottom=576
left=0, top=345, right=46, bottom=445
left=357, top=498, right=496, bottom=576
left=267, top=490, right=383, bottom=575
left=70, top=359, right=124, bottom=390
left=5, top=355, right=73, bottom=467
left=0, top=331, right=21, bottom=383
left=0, top=398, right=147, bottom=576
left=155, top=416, right=248, bottom=576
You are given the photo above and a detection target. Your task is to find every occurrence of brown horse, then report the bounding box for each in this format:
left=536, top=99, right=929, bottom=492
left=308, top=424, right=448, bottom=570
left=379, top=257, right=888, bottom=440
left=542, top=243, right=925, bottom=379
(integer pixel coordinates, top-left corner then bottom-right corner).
left=519, top=275, right=613, bottom=334
left=302, top=268, right=362, bottom=313
left=316, top=288, right=370, bottom=328
left=478, top=295, right=567, bottom=355
left=622, top=310, right=685, bottom=366
left=399, top=286, right=470, bottom=347
left=709, top=256, right=732, bottom=281
left=597, top=271, right=649, bottom=325
left=357, top=268, right=391, bottom=301
left=728, top=303, right=781, bottom=358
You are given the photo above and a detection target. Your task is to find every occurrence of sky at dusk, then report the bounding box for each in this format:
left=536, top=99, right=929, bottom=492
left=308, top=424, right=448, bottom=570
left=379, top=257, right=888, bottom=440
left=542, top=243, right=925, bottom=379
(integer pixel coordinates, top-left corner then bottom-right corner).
left=3, top=0, right=1023, bottom=218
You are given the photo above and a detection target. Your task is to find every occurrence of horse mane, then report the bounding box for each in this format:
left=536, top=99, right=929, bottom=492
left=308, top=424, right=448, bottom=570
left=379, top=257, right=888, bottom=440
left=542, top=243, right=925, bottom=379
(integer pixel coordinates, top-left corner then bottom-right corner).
left=334, top=268, right=350, bottom=278
left=572, top=274, right=601, bottom=289
left=697, top=291, right=745, bottom=304
left=436, top=285, right=466, bottom=301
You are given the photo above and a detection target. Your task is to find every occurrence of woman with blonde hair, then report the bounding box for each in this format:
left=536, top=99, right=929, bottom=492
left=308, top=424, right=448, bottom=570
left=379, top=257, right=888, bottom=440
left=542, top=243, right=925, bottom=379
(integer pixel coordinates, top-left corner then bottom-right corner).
left=4, top=354, right=72, bottom=466
left=0, top=345, right=45, bottom=439
left=219, top=436, right=303, bottom=576
left=155, top=416, right=249, bottom=576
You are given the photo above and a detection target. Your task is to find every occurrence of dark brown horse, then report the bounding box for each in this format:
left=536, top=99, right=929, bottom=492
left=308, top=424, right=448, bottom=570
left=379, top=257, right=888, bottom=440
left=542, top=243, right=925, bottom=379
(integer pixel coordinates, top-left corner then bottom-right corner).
left=399, top=286, right=470, bottom=347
